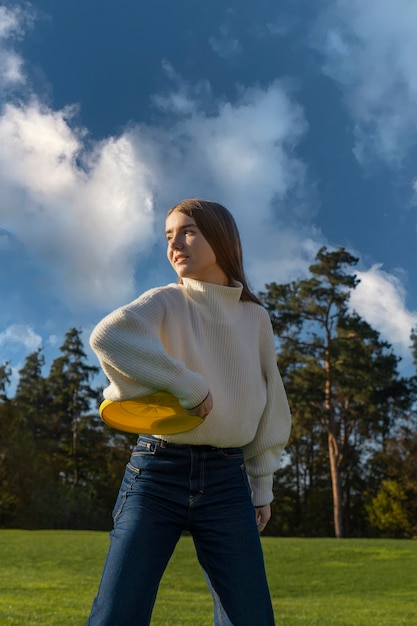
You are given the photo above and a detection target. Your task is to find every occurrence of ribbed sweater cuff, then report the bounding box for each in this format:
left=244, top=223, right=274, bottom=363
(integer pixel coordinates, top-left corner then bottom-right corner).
left=249, top=474, right=274, bottom=507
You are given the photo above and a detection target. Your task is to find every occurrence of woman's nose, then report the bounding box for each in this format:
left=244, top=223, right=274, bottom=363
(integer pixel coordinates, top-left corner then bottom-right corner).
left=170, top=235, right=183, bottom=249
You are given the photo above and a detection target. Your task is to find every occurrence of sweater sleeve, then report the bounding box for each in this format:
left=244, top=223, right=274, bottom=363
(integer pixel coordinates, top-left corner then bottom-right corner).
left=90, top=288, right=210, bottom=409
left=242, top=311, right=292, bottom=506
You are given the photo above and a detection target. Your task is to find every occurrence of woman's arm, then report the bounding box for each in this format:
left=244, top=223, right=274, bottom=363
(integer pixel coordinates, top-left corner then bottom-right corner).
left=90, top=289, right=209, bottom=409
left=242, top=310, right=292, bottom=506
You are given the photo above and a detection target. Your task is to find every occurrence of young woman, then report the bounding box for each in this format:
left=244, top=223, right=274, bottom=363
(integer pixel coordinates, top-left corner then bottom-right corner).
left=86, top=199, right=292, bottom=625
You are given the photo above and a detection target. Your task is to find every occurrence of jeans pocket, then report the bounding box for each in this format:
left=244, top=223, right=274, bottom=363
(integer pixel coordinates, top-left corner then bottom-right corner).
left=112, top=466, right=139, bottom=523
left=214, top=449, right=252, bottom=500
left=216, top=447, right=244, bottom=460
left=128, top=437, right=160, bottom=470
left=240, top=463, right=252, bottom=499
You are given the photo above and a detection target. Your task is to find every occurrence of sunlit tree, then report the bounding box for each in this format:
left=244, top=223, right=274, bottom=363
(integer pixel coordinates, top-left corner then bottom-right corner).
left=262, top=247, right=406, bottom=537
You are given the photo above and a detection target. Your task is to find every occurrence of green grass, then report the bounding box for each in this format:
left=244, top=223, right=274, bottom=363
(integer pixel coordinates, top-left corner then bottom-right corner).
left=0, top=531, right=416, bottom=625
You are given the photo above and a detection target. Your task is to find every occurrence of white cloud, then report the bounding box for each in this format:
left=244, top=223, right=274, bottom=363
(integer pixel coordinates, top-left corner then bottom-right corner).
left=209, top=33, right=242, bottom=59
left=0, top=4, right=26, bottom=38
left=152, top=61, right=212, bottom=115
left=0, top=9, right=315, bottom=315
left=412, top=178, right=417, bottom=203
left=0, top=73, right=314, bottom=312
left=350, top=265, right=417, bottom=357
left=208, top=11, right=243, bottom=60
left=0, top=101, right=81, bottom=194
left=266, top=17, right=295, bottom=38
left=0, top=99, right=157, bottom=309
left=248, top=234, right=320, bottom=290
left=0, top=4, right=33, bottom=88
left=0, top=229, right=12, bottom=250
left=0, top=324, right=42, bottom=352
left=133, top=78, right=315, bottom=288
left=316, top=0, right=417, bottom=164
left=0, top=8, right=156, bottom=311
left=173, top=82, right=305, bottom=205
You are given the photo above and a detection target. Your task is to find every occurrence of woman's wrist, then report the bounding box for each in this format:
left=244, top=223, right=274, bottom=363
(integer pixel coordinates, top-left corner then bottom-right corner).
left=189, top=390, right=210, bottom=411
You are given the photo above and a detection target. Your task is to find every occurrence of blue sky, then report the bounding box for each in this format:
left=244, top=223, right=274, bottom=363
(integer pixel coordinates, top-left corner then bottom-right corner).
left=1, top=0, right=417, bottom=389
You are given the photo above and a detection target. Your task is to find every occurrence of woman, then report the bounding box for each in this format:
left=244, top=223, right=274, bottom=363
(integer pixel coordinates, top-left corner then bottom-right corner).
left=86, top=199, right=291, bottom=625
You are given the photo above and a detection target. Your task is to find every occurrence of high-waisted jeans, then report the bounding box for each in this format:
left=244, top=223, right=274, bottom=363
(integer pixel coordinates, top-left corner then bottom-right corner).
left=86, top=435, right=275, bottom=625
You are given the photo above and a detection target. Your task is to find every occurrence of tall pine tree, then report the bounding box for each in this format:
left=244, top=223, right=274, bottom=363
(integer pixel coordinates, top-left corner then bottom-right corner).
left=46, top=328, right=99, bottom=487
left=262, top=247, right=406, bottom=537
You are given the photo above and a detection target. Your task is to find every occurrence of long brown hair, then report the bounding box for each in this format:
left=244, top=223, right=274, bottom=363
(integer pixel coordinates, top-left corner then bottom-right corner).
left=167, top=199, right=261, bottom=304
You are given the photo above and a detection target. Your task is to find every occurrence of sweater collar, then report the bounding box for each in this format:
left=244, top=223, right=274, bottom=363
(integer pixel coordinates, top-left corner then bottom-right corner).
left=180, top=277, right=243, bottom=323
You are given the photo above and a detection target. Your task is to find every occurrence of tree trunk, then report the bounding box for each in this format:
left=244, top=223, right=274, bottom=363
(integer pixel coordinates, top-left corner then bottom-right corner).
left=72, top=387, right=79, bottom=487
left=328, top=431, right=343, bottom=538
left=72, top=413, right=79, bottom=487
left=324, top=337, right=343, bottom=538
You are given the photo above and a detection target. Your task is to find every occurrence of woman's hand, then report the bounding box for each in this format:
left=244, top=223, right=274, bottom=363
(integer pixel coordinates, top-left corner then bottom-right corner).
left=185, top=391, right=213, bottom=418
left=255, top=504, right=271, bottom=533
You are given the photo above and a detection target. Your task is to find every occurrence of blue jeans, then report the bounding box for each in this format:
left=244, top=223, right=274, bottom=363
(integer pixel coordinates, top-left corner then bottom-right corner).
left=86, top=435, right=275, bottom=625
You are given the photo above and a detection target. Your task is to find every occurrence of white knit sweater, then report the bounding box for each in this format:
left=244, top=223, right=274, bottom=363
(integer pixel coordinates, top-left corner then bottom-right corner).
left=90, top=277, right=291, bottom=505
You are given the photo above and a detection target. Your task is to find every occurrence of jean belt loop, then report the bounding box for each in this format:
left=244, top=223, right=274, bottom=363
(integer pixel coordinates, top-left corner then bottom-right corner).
left=145, top=439, right=159, bottom=453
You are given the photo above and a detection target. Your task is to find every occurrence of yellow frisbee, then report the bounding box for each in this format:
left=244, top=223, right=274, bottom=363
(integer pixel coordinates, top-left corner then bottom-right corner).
left=99, top=391, right=205, bottom=435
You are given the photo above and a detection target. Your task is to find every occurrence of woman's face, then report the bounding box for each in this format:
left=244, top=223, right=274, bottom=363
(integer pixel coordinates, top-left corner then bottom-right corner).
left=165, top=211, right=228, bottom=285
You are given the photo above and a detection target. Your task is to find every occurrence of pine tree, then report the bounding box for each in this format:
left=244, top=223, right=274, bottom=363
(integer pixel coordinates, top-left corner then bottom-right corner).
left=262, top=247, right=406, bottom=537
left=46, top=328, right=99, bottom=487
left=0, top=362, right=11, bottom=402
left=365, top=327, right=417, bottom=537
left=0, top=361, right=37, bottom=526
left=15, top=349, right=48, bottom=436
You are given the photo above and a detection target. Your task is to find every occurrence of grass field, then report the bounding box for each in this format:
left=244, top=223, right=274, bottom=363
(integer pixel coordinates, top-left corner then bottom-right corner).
left=0, top=530, right=416, bottom=625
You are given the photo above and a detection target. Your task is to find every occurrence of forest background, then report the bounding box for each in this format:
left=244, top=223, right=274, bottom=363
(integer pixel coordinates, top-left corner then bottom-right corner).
left=1, top=247, right=416, bottom=539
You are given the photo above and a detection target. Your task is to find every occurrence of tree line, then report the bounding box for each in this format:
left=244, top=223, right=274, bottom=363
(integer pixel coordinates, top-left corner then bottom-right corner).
left=1, top=247, right=416, bottom=537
